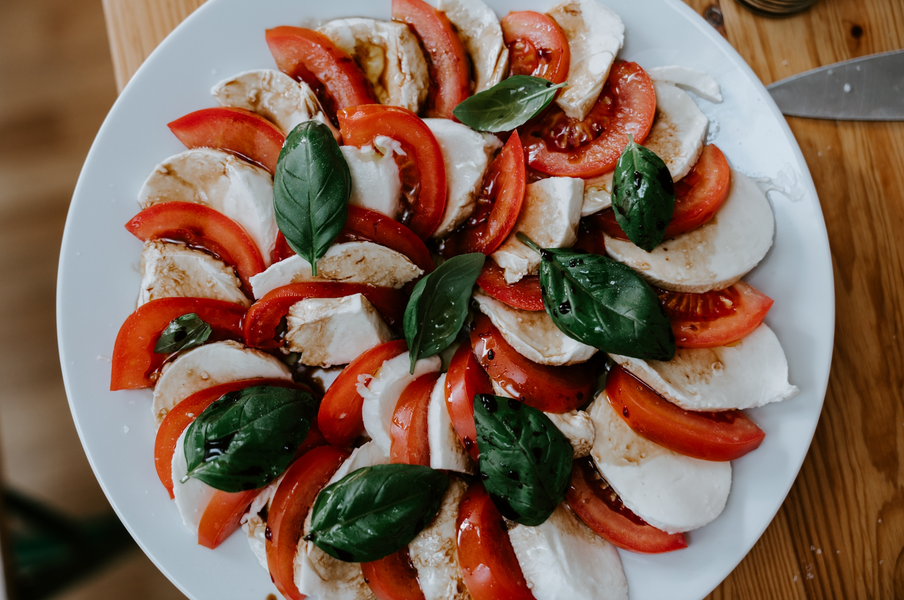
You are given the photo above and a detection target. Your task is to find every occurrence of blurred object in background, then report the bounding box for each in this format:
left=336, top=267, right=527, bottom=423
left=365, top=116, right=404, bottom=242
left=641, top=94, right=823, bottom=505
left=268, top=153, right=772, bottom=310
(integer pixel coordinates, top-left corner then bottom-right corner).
left=735, top=0, right=820, bottom=16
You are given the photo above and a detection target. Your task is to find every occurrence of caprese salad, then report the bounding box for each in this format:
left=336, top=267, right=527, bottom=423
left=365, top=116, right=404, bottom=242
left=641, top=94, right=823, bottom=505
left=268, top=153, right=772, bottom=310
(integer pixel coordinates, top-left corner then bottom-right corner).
left=110, top=0, right=798, bottom=599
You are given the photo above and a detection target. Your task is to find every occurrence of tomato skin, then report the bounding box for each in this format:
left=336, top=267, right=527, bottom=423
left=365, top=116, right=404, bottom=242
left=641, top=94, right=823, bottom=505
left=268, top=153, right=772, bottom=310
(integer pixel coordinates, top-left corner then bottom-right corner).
left=566, top=457, right=687, bottom=554
left=521, top=61, right=656, bottom=178
left=267, top=445, right=350, bottom=600
left=111, top=298, right=246, bottom=390
left=476, top=261, right=543, bottom=312
left=445, top=343, right=493, bottom=460
left=500, top=11, right=570, bottom=84
left=470, top=314, right=595, bottom=413
left=391, top=372, right=439, bottom=466
left=456, top=483, right=536, bottom=600
left=607, top=365, right=766, bottom=461
left=392, top=0, right=471, bottom=119
left=167, top=107, right=286, bottom=174
left=362, top=548, right=425, bottom=600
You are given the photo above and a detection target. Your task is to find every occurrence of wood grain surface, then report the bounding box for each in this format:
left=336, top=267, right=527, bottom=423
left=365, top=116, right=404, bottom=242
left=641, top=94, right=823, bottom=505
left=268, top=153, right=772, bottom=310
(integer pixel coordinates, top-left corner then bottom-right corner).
left=102, top=0, right=904, bottom=598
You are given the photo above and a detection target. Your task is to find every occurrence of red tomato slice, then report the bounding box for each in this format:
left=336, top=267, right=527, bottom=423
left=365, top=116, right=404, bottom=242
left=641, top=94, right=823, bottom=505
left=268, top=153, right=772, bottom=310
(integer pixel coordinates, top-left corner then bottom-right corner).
left=606, top=365, right=766, bottom=461
left=476, top=261, right=543, bottom=312
left=390, top=372, right=439, bottom=466
left=456, top=483, right=536, bottom=600
left=439, top=132, right=526, bottom=257
left=244, top=282, right=406, bottom=348
left=168, top=107, right=286, bottom=174
left=265, top=26, right=376, bottom=120
left=125, top=201, right=265, bottom=296
left=521, top=61, right=656, bottom=178
left=658, top=282, right=774, bottom=349
left=392, top=0, right=471, bottom=119
left=111, top=298, right=246, bottom=391
left=566, top=457, right=687, bottom=554
left=445, top=343, right=493, bottom=460
left=362, top=547, right=425, bottom=600
left=500, top=11, right=570, bottom=84
left=267, top=445, right=350, bottom=600
left=339, top=105, right=447, bottom=240
left=470, top=314, right=595, bottom=413
left=318, top=340, right=409, bottom=448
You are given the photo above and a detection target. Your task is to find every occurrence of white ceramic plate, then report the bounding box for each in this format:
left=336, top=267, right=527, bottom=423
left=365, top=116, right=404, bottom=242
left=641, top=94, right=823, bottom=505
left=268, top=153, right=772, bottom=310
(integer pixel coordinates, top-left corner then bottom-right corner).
left=57, top=0, right=834, bottom=598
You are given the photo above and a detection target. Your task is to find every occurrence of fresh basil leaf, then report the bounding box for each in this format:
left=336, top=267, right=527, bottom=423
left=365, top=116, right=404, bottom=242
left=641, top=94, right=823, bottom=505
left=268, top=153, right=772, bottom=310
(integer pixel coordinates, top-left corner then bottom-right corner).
left=307, top=464, right=449, bottom=563
left=474, top=394, right=572, bottom=526
left=611, top=135, right=675, bottom=252
left=453, top=75, right=567, bottom=132
left=518, top=233, right=675, bottom=361
left=183, top=385, right=316, bottom=492
left=404, top=253, right=485, bottom=374
left=274, top=121, right=351, bottom=276
left=153, top=313, right=211, bottom=354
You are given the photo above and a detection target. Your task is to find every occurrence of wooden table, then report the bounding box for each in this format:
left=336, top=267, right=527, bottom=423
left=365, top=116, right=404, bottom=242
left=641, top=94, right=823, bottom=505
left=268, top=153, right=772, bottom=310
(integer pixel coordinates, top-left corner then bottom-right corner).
left=101, top=0, right=904, bottom=597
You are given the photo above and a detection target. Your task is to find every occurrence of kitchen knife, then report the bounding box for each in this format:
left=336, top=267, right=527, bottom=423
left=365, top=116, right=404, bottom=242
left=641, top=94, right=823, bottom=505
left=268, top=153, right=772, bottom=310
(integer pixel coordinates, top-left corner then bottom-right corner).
left=766, top=49, right=904, bottom=121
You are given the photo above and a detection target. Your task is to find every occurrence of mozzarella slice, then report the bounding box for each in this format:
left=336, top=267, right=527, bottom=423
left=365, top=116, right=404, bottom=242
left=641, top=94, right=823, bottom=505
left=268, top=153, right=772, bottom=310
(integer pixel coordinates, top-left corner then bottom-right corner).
left=492, top=177, right=584, bottom=284
left=587, top=393, right=731, bottom=533
left=359, top=351, right=443, bottom=454
left=581, top=172, right=613, bottom=216
left=318, top=18, right=429, bottom=113
left=152, top=340, right=292, bottom=423
left=610, top=323, right=798, bottom=411
left=507, top=504, right=627, bottom=600
left=341, top=135, right=404, bottom=220
left=647, top=66, right=723, bottom=103
left=427, top=374, right=475, bottom=473
left=250, top=242, right=423, bottom=299
left=643, top=82, right=708, bottom=182
left=474, top=290, right=597, bottom=366
left=138, top=241, right=249, bottom=308
left=424, top=119, right=502, bottom=238
left=548, top=0, right=625, bottom=120
left=171, top=429, right=217, bottom=535
left=241, top=478, right=280, bottom=570
left=438, top=0, right=509, bottom=92
left=408, top=476, right=470, bottom=600
left=605, top=170, right=775, bottom=293
left=138, top=149, right=277, bottom=264
left=309, top=366, right=344, bottom=394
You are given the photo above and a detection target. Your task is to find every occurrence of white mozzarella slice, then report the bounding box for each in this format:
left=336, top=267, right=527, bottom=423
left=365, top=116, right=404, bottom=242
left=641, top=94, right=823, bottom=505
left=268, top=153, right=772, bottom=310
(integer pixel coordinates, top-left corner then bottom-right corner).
left=548, top=0, right=625, bottom=120
left=605, top=170, right=775, bottom=293
left=492, top=177, right=584, bottom=284
left=581, top=172, right=613, bottom=216
left=171, top=429, right=216, bottom=536
left=285, top=294, right=394, bottom=368
left=152, top=340, right=292, bottom=423
left=643, top=82, right=708, bottom=182
left=647, top=66, right=723, bottom=103
left=427, top=374, right=475, bottom=474
left=587, top=393, right=731, bottom=533
left=610, top=323, right=798, bottom=411
left=242, top=477, right=281, bottom=571
left=341, top=135, right=404, bottom=219
left=474, top=290, right=596, bottom=366
left=438, top=0, right=509, bottom=92
left=359, top=352, right=443, bottom=454
left=138, top=241, right=249, bottom=308
left=250, top=241, right=423, bottom=299
left=507, top=504, right=627, bottom=600
left=318, top=18, right=429, bottom=113
left=425, top=119, right=502, bottom=238
left=408, top=476, right=470, bottom=600
left=138, top=149, right=277, bottom=265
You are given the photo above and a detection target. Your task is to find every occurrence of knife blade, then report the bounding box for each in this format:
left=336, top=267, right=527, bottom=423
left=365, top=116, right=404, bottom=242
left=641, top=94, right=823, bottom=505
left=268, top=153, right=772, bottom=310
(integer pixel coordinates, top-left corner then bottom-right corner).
left=766, top=49, right=904, bottom=121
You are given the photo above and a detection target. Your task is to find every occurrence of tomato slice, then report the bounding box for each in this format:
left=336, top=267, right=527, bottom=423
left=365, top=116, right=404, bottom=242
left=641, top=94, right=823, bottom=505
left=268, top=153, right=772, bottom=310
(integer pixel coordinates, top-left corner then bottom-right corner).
left=125, top=201, right=265, bottom=296
left=572, top=216, right=608, bottom=256
left=439, top=132, right=526, bottom=257
left=168, top=107, right=286, bottom=174
left=521, top=61, right=656, bottom=178
left=476, top=261, right=543, bottom=312
left=390, top=372, right=439, bottom=466
left=362, top=547, right=425, bottom=600
left=244, top=282, right=406, bottom=348
left=265, top=26, right=376, bottom=120
left=470, top=314, right=594, bottom=413
left=658, top=282, right=774, bottom=349
left=339, top=105, right=447, bottom=240
left=456, top=483, right=536, bottom=600
left=266, top=445, right=350, bottom=600
left=392, top=0, right=471, bottom=119
left=445, top=343, right=493, bottom=460
left=566, top=457, right=687, bottom=554
left=500, top=11, right=570, bottom=84
left=111, top=298, right=246, bottom=390
left=606, top=365, right=766, bottom=461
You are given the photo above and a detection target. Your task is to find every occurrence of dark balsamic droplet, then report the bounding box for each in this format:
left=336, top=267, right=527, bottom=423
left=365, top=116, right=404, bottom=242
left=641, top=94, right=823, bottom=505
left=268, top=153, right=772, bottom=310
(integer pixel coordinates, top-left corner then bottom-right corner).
left=622, top=406, right=630, bottom=418
left=540, top=250, right=553, bottom=261
left=558, top=301, right=571, bottom=315
left=265, top=526, right=273, bottom=542
left=634, top=170, right=644, bottom=189
left=507, top=470, right=519, bottom=480
left=487, top=349, right=495, bottom=360
left=480, top=471, right=489, bottom=481
left=577, top=391, right=584, bottom=401
left=569, top=258, right=578, bottom=267
left=469, top=320, right=477, bottom=331
left=463, top=437, right=474, bottom=451
left=480, top=395, right=498, bottom=413
left=532, top=446, right=543, bottom=461
left=507, top=398, right=521, bottom=410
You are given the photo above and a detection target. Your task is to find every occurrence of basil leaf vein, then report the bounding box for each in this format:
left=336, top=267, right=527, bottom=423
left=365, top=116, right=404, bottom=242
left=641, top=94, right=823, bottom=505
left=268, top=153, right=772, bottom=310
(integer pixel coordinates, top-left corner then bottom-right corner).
left=154, top=313, right=211, bottom=354
left=453, top=75, right=567, bottom=132
left=611, top=135, right=675, bottom=251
